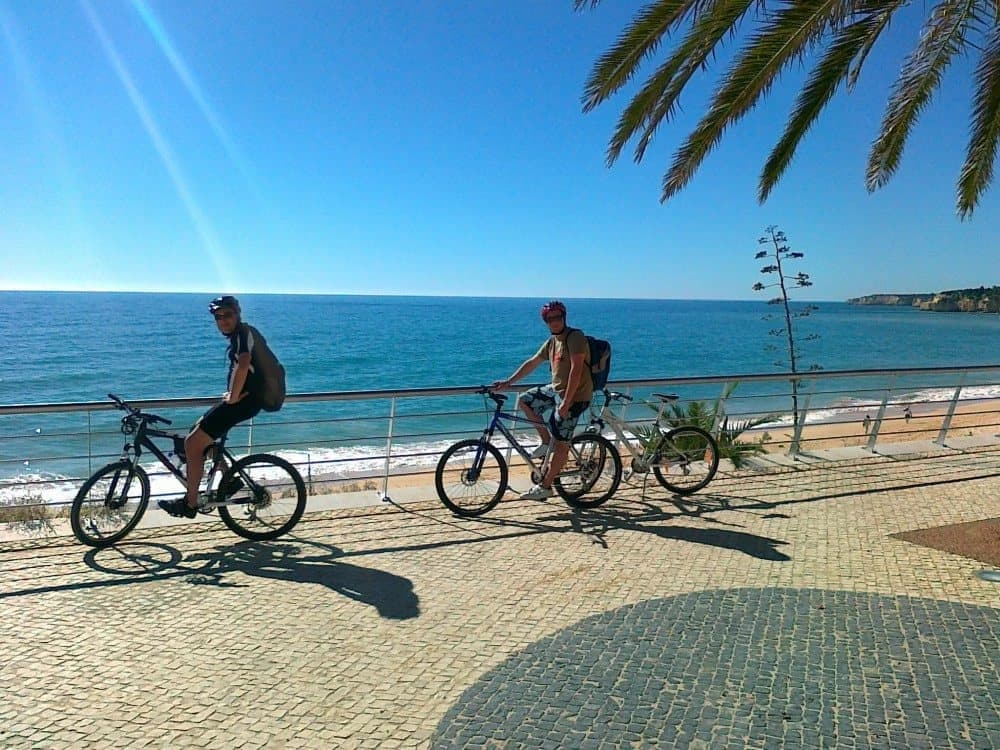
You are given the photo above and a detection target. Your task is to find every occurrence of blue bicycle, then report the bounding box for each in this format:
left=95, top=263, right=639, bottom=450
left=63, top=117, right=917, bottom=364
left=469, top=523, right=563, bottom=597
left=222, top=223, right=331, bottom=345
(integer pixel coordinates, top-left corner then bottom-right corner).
left=434, top=387, right=622, bottom=516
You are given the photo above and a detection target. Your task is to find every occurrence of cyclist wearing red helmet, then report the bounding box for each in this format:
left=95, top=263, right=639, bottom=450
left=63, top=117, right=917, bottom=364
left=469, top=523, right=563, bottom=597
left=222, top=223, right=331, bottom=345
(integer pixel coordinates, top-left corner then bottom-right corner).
left=158, top=295, right=266, bottom=519
left=492, top=300, right=593, bottom=500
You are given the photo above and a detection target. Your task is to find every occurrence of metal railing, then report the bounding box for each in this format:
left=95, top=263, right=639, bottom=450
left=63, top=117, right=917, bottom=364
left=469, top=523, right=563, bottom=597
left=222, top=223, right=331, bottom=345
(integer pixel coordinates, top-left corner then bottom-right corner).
left=2, top=364, right=999, bottom=517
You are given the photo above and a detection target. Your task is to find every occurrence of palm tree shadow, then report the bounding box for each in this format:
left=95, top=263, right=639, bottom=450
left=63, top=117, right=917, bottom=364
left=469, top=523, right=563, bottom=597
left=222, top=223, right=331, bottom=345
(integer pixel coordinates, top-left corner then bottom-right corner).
left=186, top=539, right=420, bottom=620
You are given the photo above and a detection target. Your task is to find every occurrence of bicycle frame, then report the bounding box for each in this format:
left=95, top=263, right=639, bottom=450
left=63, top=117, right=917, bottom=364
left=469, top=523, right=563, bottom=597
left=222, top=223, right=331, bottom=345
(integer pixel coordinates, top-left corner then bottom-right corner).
left=117, top=417, right=242, bottom=507
left=472, top=402, right=551, bottom=478
left=585, top=392, right=668, bottom=463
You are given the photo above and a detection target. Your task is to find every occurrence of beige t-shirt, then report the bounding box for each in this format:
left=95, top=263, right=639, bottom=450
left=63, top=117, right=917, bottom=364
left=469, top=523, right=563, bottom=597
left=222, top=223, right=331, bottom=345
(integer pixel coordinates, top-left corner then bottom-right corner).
left=535, top=328, right=593, bottom=403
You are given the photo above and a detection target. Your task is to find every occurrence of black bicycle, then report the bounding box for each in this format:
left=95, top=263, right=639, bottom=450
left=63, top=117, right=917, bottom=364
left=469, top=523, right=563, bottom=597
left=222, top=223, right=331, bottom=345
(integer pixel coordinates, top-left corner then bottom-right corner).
left=434, top=387, right=622, bottom=516
left=70, top=393, right=306, bottom=547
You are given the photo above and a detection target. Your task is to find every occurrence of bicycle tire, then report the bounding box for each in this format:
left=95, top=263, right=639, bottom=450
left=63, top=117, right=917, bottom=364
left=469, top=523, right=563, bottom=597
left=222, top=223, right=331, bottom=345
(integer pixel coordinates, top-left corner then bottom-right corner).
left=555, top=433, right=622, bottom=508
left=70, top=461, right=150, bottom=548
left=652, top=426, right=719, bottom=495
left=435, top=439, right=508, bottom=517
left=217, top=454, right=307, bottom=541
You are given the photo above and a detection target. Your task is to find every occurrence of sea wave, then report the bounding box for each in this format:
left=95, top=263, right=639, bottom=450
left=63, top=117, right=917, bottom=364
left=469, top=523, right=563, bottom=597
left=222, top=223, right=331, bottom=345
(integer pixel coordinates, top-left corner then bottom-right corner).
left=0, top=431, right=546, bottom=505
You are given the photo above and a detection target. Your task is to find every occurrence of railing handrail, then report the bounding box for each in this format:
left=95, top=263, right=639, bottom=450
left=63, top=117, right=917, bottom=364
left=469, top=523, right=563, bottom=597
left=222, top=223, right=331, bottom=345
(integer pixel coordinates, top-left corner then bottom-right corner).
left=3, top=363, right=1000, bottom=415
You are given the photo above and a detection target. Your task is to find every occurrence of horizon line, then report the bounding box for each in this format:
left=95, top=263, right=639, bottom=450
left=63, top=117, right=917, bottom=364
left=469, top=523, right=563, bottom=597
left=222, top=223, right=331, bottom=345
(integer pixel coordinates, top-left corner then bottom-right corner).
left=0, top=288, right=871, bottom=303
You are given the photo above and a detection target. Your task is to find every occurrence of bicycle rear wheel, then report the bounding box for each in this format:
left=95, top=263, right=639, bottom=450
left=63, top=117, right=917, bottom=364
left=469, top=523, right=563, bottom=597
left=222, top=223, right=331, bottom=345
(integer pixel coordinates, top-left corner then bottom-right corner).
left=555, top=433, right=622, bottom=508
left=435, top=439, right=508, bottom=516
left=652, top=426, right=719, bottom=495
left=70, top=461, right=150, bottom=547
left=218, top=454, right=306, bottom=541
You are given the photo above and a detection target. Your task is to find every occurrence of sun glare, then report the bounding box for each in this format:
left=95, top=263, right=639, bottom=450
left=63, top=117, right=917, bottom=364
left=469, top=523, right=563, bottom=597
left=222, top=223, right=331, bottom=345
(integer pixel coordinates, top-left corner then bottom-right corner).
left=79, top=0, right=237, bottom=290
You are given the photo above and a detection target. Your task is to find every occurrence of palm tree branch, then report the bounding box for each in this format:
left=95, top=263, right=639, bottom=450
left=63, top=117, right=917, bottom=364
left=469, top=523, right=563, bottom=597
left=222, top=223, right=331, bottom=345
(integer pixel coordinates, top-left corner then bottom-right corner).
left=582, top=0, right=712, bottom=113
left=664, top=0, right=850, bottom=201
left=867, top=0, right=978, bottom=190
left=957, top=22, right=1000, bottom=217
left=604, top=0, right=758, bottom=165
left=629, top=0, right=765, bottom=163
left=846, top=1, right=905, bottom=90
left=759, top=5, right=902, bottom=201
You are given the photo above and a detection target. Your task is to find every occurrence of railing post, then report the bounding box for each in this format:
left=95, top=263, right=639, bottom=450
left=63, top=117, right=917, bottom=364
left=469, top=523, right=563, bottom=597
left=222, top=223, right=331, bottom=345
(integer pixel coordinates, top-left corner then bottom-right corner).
left=866, top=376, right=895, bottom=452
left=935, top=373, right=965, bottom=446
left=247, top=416, right=254, bottom=452
left=617, top=386, right=633, bottom=451
left=711, top=381, right=730, bottom=439
left=381, top=397, right=396, bottom=501
left=87, top=410, right=93, bottom=475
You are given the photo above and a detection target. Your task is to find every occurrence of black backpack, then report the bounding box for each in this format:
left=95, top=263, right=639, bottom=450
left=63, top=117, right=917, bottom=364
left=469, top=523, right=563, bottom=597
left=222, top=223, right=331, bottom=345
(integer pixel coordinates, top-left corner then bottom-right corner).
left=568, top=328, right=612, bottom=391
left=245, top=324, right=286, bottom=412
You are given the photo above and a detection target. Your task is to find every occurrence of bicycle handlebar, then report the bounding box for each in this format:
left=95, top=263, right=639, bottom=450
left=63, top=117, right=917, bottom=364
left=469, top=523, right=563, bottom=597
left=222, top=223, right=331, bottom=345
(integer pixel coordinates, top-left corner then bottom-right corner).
left=107, top=393, right=172, bottom=426
left=476, top=386, right=508, bottom=406
left=603, top=389, right=633, bottom=404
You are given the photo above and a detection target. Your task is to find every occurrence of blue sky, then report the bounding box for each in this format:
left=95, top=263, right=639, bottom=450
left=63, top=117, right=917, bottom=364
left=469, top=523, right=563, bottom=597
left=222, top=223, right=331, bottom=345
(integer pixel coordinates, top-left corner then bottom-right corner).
left=1, top=1, right=996, bottom=300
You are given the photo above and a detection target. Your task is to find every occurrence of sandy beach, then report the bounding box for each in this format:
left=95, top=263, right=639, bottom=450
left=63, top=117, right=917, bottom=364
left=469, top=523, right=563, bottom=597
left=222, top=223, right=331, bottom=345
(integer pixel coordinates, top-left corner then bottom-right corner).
left=759, top=398, right=1000, bottom=453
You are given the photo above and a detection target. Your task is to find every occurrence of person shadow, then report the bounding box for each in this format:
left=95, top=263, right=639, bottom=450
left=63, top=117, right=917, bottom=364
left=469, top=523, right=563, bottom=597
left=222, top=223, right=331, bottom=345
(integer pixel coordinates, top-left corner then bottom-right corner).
left=185, top=538, right=420, bottom=620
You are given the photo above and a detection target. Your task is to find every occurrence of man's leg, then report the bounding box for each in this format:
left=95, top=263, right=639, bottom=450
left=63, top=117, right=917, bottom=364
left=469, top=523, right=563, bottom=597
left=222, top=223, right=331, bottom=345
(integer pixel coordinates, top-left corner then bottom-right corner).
left=518, top=386, right=557, bottom=445
left=518, top=400, right=551, bottom=445
left=183, top=428, right=214, bottom=509
left=543, top=440, right=571, bottom=487
left=522, top=400, right=585, bottom=499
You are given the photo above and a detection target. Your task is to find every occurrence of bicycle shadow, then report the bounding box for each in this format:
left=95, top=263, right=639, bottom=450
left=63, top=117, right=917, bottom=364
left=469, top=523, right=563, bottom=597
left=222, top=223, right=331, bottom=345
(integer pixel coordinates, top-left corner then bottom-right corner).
left=184, top=538, right=421, bottom=620
left=1, top=538, right=420, bottom=620
left=471, top=495, right=791, bottom=561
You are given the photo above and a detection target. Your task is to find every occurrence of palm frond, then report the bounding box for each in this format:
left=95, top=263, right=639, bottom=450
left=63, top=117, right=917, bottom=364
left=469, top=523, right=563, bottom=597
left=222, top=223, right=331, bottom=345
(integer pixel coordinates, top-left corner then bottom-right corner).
left=664, top=0, right=849, bottom=201
left=867, top=0, right=978, bottom=191
left=630, top=0, right=766, bottom=163
left=759, top=5, right=901, bottom=202
left=846, top=1, right=905, bottom=90
left=957, top=23, right=1000, bottom=217
left=604, top=0, right=755, bottom=165
left=582, top=0, right=708, bottom=113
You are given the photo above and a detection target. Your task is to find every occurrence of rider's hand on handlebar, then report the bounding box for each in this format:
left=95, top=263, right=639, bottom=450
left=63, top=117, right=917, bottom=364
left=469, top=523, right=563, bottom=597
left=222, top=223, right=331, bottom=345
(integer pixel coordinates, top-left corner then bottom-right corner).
left=490, top=380, right=510, bottom=391
left=223, top=390, right=247, bottom=405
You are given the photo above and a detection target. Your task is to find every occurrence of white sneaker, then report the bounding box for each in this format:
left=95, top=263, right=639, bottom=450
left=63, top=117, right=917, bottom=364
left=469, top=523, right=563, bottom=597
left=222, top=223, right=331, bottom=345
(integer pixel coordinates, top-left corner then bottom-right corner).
left=530, top=444, right=550, bottom=460
left=521, top=483, right=554, bottom=501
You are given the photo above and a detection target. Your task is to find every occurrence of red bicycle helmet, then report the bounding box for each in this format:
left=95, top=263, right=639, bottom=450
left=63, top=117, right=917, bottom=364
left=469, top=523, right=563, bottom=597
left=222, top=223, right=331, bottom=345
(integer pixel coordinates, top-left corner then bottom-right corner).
left=540, top=300, right=567, bottom=321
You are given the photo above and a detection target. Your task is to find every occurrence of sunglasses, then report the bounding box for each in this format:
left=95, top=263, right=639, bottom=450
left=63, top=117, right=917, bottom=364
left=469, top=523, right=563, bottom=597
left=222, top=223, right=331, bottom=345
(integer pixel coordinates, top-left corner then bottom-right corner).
left=545, top=315, right=564, bottom=323
left=213, top=310, right=236, bottom=321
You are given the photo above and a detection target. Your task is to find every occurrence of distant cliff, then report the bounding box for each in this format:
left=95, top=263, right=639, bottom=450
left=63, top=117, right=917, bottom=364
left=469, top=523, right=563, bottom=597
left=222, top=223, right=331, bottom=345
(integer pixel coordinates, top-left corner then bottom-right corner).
left=848, top=286, right=1000, bottom=312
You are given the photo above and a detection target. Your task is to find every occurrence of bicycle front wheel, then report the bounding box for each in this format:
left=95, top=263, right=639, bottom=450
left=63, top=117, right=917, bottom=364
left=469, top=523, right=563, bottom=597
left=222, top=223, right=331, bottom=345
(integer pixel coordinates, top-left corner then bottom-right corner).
left=70, top=461, right=150, bottom=547
left=218, top=454, right=307, bottom=541
left=555, top=433, right=622, bottom=508
left=435, top=439, right=508, bottom=516
left=652, top=426, right=719, bottom=495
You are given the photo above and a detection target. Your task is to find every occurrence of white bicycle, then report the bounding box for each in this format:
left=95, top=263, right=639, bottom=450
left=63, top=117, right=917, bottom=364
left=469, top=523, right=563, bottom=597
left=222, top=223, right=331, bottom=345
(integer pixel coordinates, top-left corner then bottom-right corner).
left=583, top=389, right=720, bottom=495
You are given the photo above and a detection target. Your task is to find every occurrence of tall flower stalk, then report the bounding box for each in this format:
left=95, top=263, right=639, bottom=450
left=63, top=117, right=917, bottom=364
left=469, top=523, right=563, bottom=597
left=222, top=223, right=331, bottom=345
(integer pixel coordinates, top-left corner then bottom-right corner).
left=752, top=226, right=821, bottom=427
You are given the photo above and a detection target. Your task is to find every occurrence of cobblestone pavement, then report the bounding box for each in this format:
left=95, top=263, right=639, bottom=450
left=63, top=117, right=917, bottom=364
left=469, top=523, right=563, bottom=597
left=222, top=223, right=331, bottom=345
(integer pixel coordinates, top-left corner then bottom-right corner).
left=2, top=448, right=998, bottom=748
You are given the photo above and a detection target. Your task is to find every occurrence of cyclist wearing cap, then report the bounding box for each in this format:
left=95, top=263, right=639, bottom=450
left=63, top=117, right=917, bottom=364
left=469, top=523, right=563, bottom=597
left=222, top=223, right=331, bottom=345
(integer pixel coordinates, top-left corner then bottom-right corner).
left=492, top=300, right=593, bottom=500
left=158, top=296, right=266, bottom=519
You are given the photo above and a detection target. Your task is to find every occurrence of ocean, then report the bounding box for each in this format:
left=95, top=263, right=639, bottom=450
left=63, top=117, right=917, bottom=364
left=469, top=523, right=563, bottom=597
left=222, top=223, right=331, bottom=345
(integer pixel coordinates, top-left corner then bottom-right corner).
left=2, top=291, right=999, bottom=497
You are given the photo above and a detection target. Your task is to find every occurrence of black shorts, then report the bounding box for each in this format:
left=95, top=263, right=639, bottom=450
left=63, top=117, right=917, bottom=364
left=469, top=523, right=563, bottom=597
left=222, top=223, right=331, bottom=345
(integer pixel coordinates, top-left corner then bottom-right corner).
left=195, top=398, right=262, bottom=439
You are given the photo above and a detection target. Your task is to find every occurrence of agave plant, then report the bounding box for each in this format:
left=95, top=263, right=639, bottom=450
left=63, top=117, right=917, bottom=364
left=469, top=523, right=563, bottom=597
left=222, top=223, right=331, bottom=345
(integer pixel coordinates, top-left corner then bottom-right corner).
left=635, top=384, right=774, bottom=468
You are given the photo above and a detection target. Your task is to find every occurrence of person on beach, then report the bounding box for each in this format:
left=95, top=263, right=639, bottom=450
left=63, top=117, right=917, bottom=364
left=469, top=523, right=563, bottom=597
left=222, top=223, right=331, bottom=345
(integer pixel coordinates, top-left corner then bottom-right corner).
left=863, top=414, right=871, bottom=434
left=491, top=300, right=593, bottom=500
left=158, top=296, right=266, bottom=519
left=903, top=406, right=912, bottom=423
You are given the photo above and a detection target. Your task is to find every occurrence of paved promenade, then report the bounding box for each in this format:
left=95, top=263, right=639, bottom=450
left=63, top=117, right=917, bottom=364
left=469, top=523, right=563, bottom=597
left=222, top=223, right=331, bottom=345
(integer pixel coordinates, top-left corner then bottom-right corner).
left=2, top=446, right=999, bottom=748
